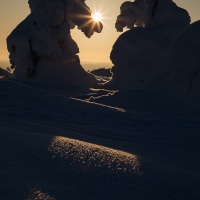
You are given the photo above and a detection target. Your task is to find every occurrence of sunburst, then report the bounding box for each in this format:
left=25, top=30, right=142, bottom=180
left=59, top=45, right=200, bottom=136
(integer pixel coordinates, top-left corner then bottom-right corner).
left=92, top=12, right=102, bottom=22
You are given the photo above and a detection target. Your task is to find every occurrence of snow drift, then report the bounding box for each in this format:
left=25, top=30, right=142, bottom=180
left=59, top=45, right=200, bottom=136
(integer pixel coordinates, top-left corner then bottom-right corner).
left=0, top=76, right=200, bottom=199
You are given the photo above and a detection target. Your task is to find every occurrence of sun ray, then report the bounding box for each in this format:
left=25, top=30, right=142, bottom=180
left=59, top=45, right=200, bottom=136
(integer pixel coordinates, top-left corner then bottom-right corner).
left=80, top=19, right=93, bottom=29
left=92, top=12, right=102, bottom=22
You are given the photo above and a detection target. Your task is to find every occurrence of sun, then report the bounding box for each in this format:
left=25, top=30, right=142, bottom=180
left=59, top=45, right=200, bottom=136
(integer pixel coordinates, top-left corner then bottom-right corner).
left=92, top=12, right=102, bottom=22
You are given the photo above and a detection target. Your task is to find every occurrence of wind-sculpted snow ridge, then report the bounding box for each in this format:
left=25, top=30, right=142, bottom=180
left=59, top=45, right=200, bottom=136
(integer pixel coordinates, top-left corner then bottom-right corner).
left=73, top=97, right=126, bottom=112
left=90, top=68, right=112, bottom=78
left=89, top=68, right=112, bottom=84
left=0, top=78, right=132, bottom=132
left=89, top=88, right=194, bottom=114
left=49, top=136, right=141, bottom=174
left=7, top=0, right=103, bottom=87
left=106, top=0, right=190, bottom=90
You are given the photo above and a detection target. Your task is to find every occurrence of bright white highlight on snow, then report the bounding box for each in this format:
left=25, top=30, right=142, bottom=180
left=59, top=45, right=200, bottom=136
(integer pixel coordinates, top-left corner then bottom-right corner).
left=49, top=136, right=141, bottom=174
left=92, top=12, right=102, bottom=22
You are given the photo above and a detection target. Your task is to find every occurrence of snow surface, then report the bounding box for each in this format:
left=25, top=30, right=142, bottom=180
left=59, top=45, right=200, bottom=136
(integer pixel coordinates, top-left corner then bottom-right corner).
left=0, top=75, right=200, bottom=199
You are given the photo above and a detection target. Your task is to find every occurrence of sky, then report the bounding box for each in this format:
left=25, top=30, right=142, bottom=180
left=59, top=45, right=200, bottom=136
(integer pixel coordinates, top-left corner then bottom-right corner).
left=0, top=0, right=200, bottom=67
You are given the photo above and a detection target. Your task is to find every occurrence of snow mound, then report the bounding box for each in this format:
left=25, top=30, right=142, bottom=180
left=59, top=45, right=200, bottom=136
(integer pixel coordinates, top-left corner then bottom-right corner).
left=169, top=20, right=200, bottom=111
left=49, top=136, right=141, bottom=174
left=106, top=0, right=190, bottom=90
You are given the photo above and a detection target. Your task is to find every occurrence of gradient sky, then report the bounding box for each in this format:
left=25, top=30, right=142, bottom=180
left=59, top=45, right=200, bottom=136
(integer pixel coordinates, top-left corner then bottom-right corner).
left=0, top=0, right=200, bottom=65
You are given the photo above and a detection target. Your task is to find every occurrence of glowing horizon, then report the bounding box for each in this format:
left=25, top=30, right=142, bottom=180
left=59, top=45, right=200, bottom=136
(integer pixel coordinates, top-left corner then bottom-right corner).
left=1, top=0, right=200, bottom=67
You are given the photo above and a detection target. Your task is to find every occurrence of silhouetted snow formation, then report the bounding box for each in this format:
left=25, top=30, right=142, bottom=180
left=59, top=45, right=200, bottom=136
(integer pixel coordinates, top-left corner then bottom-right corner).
left=107, top=0, right=190, bottom=90
left=169, top=20, right=200, bottom=110
left=1, top=2, right=200, bottom=198
left=4, top=0, right=200, bottom=112
left=7, top=0, right=103, bottom=87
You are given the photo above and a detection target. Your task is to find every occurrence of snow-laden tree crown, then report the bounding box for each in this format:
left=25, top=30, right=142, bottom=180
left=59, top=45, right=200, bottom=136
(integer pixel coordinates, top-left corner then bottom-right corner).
left=7, top=0, right=103, bottom=84
left=107, top=0, right=190, bottom=90
left=115, top=0, right=190, bottom=31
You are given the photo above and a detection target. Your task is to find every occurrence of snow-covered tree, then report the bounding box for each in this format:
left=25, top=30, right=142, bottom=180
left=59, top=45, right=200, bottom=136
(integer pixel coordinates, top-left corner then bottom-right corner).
left=7, top=0, right=103, bottom=86
left=107, top=0, right=190, bottom=90
left=169, top=20, right=200, bottom=111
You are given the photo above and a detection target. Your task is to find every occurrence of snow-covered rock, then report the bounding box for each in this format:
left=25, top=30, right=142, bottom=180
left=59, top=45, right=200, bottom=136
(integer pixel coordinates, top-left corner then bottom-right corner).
left=169, top=20, right=200, bottom=111
left=106, top=0, right=190, bottom=90
left=7, top=0, right=103, bottom=87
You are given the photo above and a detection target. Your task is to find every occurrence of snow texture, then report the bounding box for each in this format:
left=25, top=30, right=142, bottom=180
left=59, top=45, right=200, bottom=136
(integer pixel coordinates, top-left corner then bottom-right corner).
left=107, top=0, right=190, bottom=90
left=7, top=0, right=103, bottom=87
left=0, top=77, right=200, bottom=199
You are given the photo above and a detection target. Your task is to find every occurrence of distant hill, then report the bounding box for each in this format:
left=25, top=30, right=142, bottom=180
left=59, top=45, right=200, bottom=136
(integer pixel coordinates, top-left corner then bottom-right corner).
left=81, top=61, right=112, bottom=71
left=0, top=60, right=112, bottom=71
